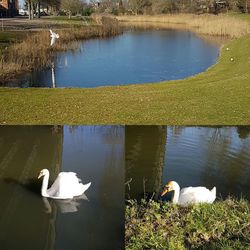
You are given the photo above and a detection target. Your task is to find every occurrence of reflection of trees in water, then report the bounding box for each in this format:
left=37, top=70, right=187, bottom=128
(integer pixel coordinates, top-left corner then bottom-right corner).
left=0, top=126, right=63, bottom=250
left=200, top=126, right=250, bottom=199
left=125, top=126, right=167, bottom=200
left=65, top=125, right=124, bottom=248
left=237, top=126, right=250, bottom=140
left=67, top=125, right=124, bottom=145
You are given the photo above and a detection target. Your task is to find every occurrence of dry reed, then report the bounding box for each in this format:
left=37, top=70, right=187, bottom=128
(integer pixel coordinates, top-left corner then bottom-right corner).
left=117, top=14, right=250, bottom=38
left=0, top=18, right=121, bottom=81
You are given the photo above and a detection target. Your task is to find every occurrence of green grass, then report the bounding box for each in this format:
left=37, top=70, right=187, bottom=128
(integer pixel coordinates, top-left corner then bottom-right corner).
left=0, top=31, right=27, bottom=51
left=0, top=15, right=250, bottom=124
left=126, top=199, right=250, bottom=250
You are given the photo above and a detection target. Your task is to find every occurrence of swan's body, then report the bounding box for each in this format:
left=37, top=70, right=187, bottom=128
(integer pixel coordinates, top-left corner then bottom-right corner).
left=49, top=29, right=59, bottom=46
left=161, top=181, right=216, bottom=205
left=38, top=169, right=91, bottom=199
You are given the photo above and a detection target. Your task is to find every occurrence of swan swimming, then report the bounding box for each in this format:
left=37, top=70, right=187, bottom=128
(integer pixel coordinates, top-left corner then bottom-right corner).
left=161, top=181, right=216, bottom=205
left=38, top=169, right=91, bottom=199
left=49, top=29, right=59, bottom=46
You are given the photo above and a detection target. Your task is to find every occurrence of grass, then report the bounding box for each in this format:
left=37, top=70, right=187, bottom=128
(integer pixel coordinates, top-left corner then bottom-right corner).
left=126, top=199, right=250, bottom=250
left=0, top=14, right=250, bottom=124
left=0, top=31, right=27, bottom=51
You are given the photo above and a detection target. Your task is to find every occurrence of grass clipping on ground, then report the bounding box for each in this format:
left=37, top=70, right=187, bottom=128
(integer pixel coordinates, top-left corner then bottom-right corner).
left=126, top=199, right=250, bottom=250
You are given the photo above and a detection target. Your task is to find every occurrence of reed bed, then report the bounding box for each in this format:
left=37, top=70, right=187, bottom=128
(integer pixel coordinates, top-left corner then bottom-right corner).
left=117, top=14, right=250, bottom=38
left=0, top=18, right=121, bottom=81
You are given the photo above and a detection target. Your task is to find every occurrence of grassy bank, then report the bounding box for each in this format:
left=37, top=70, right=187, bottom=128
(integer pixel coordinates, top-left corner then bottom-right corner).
left=0, top=31, right=26, bottom=51
left=126, top=199, right=250, bottom=250
left=0, top=14, right=250, bottom=124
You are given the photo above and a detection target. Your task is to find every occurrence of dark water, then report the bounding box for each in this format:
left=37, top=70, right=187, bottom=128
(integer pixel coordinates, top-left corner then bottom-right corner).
left=6, top=29, right=219, bottom=88
left=0, top=126, right=124, bottom=250
left=126, top=126, right=250, bottom=201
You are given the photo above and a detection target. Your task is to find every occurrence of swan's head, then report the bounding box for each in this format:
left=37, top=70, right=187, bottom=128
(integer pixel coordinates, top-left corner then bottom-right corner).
left=38, top=169, right=49, bottom=179
left=161, top=181, right=178, bottom=196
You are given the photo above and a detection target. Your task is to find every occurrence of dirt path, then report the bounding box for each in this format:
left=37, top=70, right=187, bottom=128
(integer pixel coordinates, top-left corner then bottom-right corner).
left=1, top=17, right=64, bottom=31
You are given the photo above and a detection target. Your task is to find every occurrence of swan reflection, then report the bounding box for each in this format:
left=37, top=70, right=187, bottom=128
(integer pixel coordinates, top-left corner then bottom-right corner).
left=42, top=194, right=89, bottom=214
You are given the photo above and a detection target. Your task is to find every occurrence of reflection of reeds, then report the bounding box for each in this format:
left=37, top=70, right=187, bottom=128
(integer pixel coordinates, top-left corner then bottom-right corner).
left=117, top=14, right=249, bottom=38
left=0, top=19, right=122, bottom=81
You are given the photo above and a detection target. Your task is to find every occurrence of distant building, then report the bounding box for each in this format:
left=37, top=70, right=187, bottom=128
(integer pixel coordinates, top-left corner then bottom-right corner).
left=0, top=0, right=18, bottom=17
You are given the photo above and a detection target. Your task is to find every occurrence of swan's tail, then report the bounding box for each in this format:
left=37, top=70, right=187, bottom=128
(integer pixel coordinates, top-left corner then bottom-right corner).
left=211, top=186, right=216, bottom=196
left=210, top=187, right=216, bottom=202
left=80, top=182, right=91, bottom=194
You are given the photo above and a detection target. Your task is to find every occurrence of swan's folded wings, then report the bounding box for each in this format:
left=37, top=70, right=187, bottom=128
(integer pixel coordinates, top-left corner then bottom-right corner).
left=47, top=172, right=82, bottom=199
left=179, top=187, right=215, bottom=205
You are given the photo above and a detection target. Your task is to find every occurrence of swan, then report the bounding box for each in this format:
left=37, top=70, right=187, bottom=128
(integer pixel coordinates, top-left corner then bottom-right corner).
left=161, top=181, right=216, bottom=205
left=38, top=169, right=91, bottom=199
left=49, top=29, right=59, bottom=46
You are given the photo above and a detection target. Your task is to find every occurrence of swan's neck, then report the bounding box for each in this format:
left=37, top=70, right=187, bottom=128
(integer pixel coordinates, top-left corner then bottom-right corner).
left=41, top=173, right=49, bottom=197
left=172, top=184, right=180, bottom=204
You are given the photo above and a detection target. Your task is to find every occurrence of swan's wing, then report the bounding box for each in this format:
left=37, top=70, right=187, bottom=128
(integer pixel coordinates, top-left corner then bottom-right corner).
left=49, top=29, right=53, bottom=35
left=47, top=172, right=89, bottom=199
left=179, top=186, right=216, bottom=205
left=50, top=37, right=56, bottom=46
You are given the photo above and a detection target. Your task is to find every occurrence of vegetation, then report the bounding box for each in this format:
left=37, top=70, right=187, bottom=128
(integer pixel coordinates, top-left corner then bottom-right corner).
left=118, top=14, right=250, bottom=38
left=0, top=18, right=121, bottom=82
left=0, top=31, right=26, bottom=51
left=126, top=199, right=250, bottom=250
left=0, top=14, right=250, bottom=124
left=22, top=0, right=250, bottom=21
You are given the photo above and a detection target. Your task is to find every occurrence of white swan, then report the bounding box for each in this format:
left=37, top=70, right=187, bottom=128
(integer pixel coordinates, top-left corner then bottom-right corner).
left=49, top=29, right=59, bottom=46
left=38, top=169, right=91, bottom=199
left=161, top=181, right=216, bottom=205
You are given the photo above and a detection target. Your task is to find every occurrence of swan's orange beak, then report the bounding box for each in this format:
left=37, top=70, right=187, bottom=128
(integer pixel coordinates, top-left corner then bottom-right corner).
left=38, top=172, right=43, bottom=179
left=161, top=185, right=170, bottom=196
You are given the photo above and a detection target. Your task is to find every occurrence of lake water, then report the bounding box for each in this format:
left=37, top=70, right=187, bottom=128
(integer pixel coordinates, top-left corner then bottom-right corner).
left=5, top=29, right=219, bottom=88
left=0, top=126, right=124, bottom=250
left=125, top=126, right=250, bottom=201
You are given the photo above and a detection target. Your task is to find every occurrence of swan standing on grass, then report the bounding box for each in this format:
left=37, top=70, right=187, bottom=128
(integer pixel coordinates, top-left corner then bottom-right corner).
left=38, top=169, right=91, bottom=199
left=161, top=181, right=216, bottom=205
left=50, top=29, right=59, bottom=46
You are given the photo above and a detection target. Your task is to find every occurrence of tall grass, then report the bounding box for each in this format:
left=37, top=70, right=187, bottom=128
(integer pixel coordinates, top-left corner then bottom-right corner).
left=117, top=14, right=250, bottom=38
left=0, top=18, right=121, bottom=82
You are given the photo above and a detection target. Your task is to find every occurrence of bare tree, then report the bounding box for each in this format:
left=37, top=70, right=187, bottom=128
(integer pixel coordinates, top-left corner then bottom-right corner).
left=61, top=0, right=84, bottom=18
left=128, top=0, right=151, bottom=14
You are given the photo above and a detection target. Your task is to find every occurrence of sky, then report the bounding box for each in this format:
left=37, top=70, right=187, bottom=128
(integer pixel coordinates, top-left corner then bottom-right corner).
left=19, top=0, right=24, bottom=8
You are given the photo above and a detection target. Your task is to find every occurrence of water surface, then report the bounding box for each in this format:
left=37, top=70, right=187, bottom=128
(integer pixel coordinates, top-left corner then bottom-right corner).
left=0, top=126, right=124, bottom=250
left=126, top=126, right=250, bottom=201
left=6, top=29, right=219, bottom=88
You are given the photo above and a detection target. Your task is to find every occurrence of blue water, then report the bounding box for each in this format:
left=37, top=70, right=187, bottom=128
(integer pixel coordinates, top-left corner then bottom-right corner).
left=13, top=29, right=219, bottom=88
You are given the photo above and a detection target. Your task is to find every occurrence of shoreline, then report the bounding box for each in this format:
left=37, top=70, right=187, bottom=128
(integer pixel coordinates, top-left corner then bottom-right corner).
left=0, top=14, right=250, bottom=124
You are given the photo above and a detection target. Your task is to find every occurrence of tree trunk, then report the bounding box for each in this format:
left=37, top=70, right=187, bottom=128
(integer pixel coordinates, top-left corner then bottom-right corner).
left=31, top=3, right=34, bottom=19
left=28, top=1, right=31, bottom=20
left=37, top=1, right=41, bottom=18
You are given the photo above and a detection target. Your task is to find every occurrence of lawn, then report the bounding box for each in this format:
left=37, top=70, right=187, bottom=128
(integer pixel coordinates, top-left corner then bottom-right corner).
left=0, top=15, right=250, bottom=125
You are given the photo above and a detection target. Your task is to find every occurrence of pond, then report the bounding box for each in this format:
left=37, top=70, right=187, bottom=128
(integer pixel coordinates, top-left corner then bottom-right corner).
left=6, top=29, right=219, bottom=88
left=0, top=126, right=124, bottom=250
left=125, top=126, right=250, bottom=201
